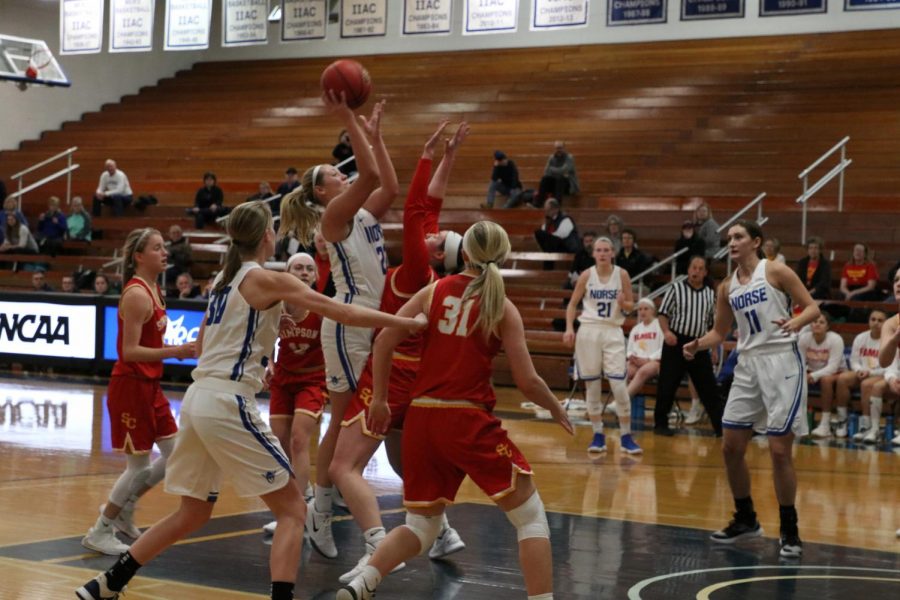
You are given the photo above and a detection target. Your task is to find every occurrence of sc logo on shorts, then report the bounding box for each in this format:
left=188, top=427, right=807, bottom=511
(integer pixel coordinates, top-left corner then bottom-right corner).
left=358, top=386, right=374, bottom=407
left=496, top=443, right=513, bottom=458
left=121, top=413, right=137, bottom=430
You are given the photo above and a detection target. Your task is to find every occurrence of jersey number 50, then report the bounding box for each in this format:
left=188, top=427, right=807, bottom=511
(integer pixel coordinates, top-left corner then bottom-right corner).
left=438, top=296, right=475, bottom=337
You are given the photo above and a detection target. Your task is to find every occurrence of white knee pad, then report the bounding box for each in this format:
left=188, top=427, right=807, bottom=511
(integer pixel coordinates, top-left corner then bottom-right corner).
left=403, top=512, right=443, bottom=555
left=609, top=379, right=630, bottom=416
left=506, top=492, right=550, bottom=542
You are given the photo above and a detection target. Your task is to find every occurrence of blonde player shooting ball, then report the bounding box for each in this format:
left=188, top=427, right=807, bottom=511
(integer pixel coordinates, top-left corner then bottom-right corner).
left=563, top=237, right=640, bottom=454
left=683, top=220, right=819, bottom=559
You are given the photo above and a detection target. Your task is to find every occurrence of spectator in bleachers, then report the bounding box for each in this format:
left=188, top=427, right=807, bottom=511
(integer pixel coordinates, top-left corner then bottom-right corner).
left=169, top=272, right=201, bottom=299
left=534, top=199, right=580, bottom=266
left=275, top=166, right=300, bottom=215
left=66, top=196, right=92, bottom=242
left=188, top=171, right=229, bottom=229
left=31, top=271, right=53, bottom=292
left=795, top=236, right=831, bottom=300
left=36, top=196, right=67, bottom=257
left=801, top=313, right=847, bottom=438
left=0, top=212, right=38, bottom=254
left=841, top=309, right=888, bottom=443
left=694, top=203, right=720, bottom=259
left=538, top=141, right=579, bottom=204
left=60, top=274, right=77, bottom=294
left=332, top=129, right=357, bottom=176
left=484, top=150, right=522, bottom=209
left=566, top=231, right=596, bottom=289
left=165, top=224, right=192, bottom=283
left=674, top=220, right=705, bottom=275
left=605, top=215, right=624, bottom=254
left=92, top=159, right=133, bottom=217
left=617, top=228, right=652, bottom=280
left=626, top=298, right=664, bottom=399
left=93, top=272, right=112, bottom=296
left=245, top=181, right=274, bottom=203
left=840, top=243, right=880, bottom=302
left=763, top=237, right=786, bottom=264
left=1, top=197, right=28, bottom=230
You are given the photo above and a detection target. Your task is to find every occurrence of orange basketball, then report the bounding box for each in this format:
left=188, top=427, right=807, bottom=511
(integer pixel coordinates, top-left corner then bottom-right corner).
left=320, top=59, right=371, bottom=109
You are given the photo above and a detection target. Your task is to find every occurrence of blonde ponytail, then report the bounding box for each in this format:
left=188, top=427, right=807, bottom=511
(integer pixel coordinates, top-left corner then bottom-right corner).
left=215, top=200, right=271, bottom=293
left=460, top=221, right=511, bottom=339
left=278, top=165, right=325, bottom=246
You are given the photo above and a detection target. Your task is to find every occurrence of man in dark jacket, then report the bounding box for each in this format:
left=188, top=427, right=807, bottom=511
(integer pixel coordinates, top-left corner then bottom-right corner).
left=535, top=199, right=580, bottom=271
left=188, top=172, right=229, bottom=229
left=617, top=228, right=652, bottom=279
left=484, top=150, right=522, bottom=208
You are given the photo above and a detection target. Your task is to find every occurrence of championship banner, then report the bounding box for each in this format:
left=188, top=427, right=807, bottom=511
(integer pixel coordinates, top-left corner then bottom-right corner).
left=110, top=0, right=155, bottom=53
left=681, top=0, right=744, bottom=19
left=223, top=0, right=269, bottom=46
left=463, top=0, right=519, bottom=34
left=608, top=0, right=667, bottom=24
left=845, top=0, right=900, bottom=10
left=341, top=0, right=388, bottom=38
left=403, top=0, right=452, bottom=35
left=531, top=0, right=589, bottom=30
left=60, top=0, right=104, bottom=55
left=760, top=0, right=826, bottom=15
left=165, top=0, right=212, bottom=50
left=282, top=0, right=327, bottom=41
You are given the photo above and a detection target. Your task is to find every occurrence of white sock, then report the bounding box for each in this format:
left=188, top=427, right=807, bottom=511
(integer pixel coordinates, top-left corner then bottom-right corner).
left=314, top=485, right=334, bottom=513
left=836, top=406, right=848, bottom=421
left=364, top=526, right=385, bottom=547
left=359, top=565, right=382, bottom=586
left=528, top=594, right=554, bottom=600
left=440, top=512, right=450, bottom=532
left=819, top=412, right=831, bottom=427
left=94, top=514, right=112, bottom=530
left=870, top=397, right=883, bottom=430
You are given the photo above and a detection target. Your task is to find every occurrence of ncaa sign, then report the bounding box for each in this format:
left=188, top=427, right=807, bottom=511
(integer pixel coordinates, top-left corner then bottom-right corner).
left=0, top=300, right=96, bottom=359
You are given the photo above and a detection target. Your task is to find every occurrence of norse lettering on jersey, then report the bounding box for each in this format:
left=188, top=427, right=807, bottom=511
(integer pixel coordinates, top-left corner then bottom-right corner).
left=589, top=289, right=618, bottom=300
left=729, top=285, right=768, bottom=311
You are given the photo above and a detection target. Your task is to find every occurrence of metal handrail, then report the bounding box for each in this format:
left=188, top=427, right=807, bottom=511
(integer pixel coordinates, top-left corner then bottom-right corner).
left=11, top=146, right=79, bottom=209
left=631, top=247, right=689, bottom=288
left=8, top=164, right=80, bottom=201
left=10, top=146, right=78, bottom=180
left=716, top=192, right=766, bottom=234
left=795, top=136, right=852, bottom=245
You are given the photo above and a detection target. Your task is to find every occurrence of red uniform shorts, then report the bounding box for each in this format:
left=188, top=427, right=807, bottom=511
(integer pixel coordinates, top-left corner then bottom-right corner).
left=401, top=399, right=533, bottom=508
left=108, top=375, right=177, bottom=454
left=342, top=356, right=419, bottom=440
left=269, top=372, right=327, bottom=421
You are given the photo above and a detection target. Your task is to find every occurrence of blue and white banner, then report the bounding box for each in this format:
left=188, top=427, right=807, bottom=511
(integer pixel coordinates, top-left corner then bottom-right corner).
left=165, top=0, right=212, bottom=51
left=110, top=0, right=155, bottom=53
left=282, top=0, right=327, bottom=40
left=760, top=0, right=826, bottom=15
left=845, top=0, right=900, bottom=10
left=223, top=0, right=269, bottom=46
left=681, top=0, right=744, bottom=19
left=103, top=306, right=202, bottom=366
left=464, top=0, right=519, bottom=34
left=531, top=0, right=589, bottom=30
left=608, top=0, right=667, bottom=25
left=341, top=0, right=388, bottom=38
left=60, top=0, right=104, bottom=55
left=403, top=0, right=453, bottom=35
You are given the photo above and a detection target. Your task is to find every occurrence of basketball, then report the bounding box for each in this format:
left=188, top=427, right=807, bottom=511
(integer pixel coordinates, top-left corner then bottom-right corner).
left=25, top=65, right=37, bottom=79
left=320, top=59, right=371, bottom=109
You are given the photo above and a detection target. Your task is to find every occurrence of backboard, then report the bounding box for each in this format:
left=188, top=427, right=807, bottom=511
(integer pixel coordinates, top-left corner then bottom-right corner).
left=0, top=34, right=71, bottom=89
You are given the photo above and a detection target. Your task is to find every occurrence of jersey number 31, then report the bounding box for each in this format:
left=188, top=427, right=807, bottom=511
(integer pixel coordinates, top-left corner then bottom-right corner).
left=438, top=296, right=475, bottom=337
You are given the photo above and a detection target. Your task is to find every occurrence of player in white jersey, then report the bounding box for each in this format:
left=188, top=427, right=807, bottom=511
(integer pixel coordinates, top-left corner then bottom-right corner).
left=844, top=310, right=888, bottom=443
left=564, top=237, right=640, bottom=455
left=684, top=220, right=819, bottom=560
left=878, top=270, right=900, bottom=448
left=76, top=201, right=423, bottom=600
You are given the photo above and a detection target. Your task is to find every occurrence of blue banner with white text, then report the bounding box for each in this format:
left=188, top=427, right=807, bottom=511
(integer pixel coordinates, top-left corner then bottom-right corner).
left=682, top=0, right=745, bottom=19
left=760, top=0, right=826, bottom=15
left=608, top=0, right=667, bottom=25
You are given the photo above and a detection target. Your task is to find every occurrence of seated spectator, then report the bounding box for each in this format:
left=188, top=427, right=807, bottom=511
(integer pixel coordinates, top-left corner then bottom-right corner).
left=66, top=196, right=92, bottom=242
left=534, top=199, right=580, bottom=266
left=763, top=237, right=785, bottom=264
left=169, top=272, right=201, bottom=299
left=92, top=159, right=133, bottom=217
left=165, top=224, right=193, bottom=283
left=674, top=220, right=705, bottom=275
left=626, top=298, right=664, bottom=398
left=188, top=171, right=229, bottom=229
left=275, top=167, right=300, bottom=215
left=332, top=129, right=357, bottom=176
left=605, top=215, right=624, bottom=254
left=694, top=202, right=720, bottom=259
left=800, top=313, right=846, bottom=438
left=795, top=236, right=831, bottom=300
left=0, top=212, right=38, bottom=254
left=617, top=228, right=653, bottom=280
left=484, top=150, right=522, bottom=209
left=0, top=197, right=28, bottom=232
left=840, top=310, right=888, bottom=443
left=245, top=181, right=274, bottom=203
left=840, top=243, right=880, bottom=302
left=538, top=141, right=579, bottom=204
left=36, top=196, right=67, bottom=257
left=31, top=270, right=53, bottom=292
left=93, top=273, right=112, bottom=295
left=60, top=273, right=77, bottom=294
left=566, top=231, right=596, bottom=289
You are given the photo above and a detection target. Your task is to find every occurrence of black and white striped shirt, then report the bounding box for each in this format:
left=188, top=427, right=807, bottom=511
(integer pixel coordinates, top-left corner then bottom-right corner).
left=658, top=280, right=716, bottom=339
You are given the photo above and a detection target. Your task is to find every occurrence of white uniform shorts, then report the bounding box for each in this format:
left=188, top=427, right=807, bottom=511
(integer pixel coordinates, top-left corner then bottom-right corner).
left=574, top=323, right=627, bottom=381
left=321, top=296, right=378, bottom=393
left=165, top=378, right=293, bottom=501
left=723, top=343, right=808, bottom=437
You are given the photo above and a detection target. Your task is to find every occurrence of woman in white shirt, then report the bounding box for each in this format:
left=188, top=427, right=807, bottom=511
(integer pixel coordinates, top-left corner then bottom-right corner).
left=837, top=310, right=887, bottom=443
left=799, top=313, right=846, bottom=438
left=626, top=298, right=664, bottom=398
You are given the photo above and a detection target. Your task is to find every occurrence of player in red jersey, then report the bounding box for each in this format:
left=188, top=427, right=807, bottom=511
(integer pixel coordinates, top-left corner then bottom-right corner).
left=329, top=122, right=470, bottom=579
left=81, top=228, right=196, bottom=556
left=260, top=253, right=327, bottom=534
left=338, top=221, right=573, bottom=600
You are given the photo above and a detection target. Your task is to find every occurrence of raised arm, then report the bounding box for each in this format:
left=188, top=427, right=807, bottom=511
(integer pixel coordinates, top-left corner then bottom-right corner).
left=393, top=151, right=435, bottom=295
left=361, top=100, right=400, bottom=220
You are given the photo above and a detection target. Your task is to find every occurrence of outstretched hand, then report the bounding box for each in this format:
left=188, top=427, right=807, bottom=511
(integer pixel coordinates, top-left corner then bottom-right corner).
left=359, top=99, right=386, bottom=140
left=423, top=120, right=450, bottom=158
left=322, top=89, right=355, bottom=123
left=445, top=122, right=470, bottom=155
left=550, top=400, right=574, bottom=436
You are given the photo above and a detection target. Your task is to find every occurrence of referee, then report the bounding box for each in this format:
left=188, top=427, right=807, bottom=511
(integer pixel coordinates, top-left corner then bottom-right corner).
left=654, top=255, right=724, bottom=436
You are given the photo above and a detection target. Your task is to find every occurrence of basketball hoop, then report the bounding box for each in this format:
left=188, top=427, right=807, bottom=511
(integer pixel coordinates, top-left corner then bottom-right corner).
left=27, top=47, right=52, bottom=80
